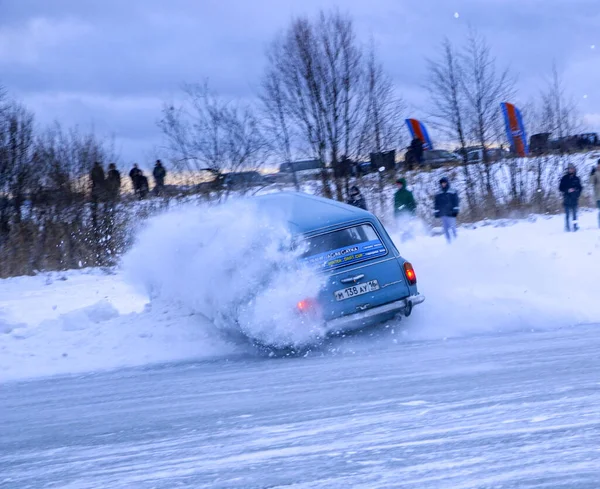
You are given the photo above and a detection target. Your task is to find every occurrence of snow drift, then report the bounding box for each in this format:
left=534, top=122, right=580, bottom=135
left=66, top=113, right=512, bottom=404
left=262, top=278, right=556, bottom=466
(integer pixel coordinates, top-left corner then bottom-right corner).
left=396, top=212, right=600, bottom=340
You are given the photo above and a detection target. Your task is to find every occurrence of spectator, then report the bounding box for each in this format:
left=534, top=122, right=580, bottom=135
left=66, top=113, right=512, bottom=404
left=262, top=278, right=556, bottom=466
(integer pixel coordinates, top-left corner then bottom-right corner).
left=559, top=163, right=582, bottom=232
left=153, top=160, right=167, bottom=195
left=90, top=162, right=105, bottom=203
left=346, top=185, right=367, bottom=210
left=410, top=138, right=424, bottom=166
left=434, top=177, right=460, bottom=243
left=394, top=178, right=417, bottom=217
left=129, top=164, right=142, bottom=195
left=592, top=160, right=600, bottom=228
left=138, top=172, right=150, bottom=200
left=404, top=148, right=415, bottom=170
left=106, top=163, right=121, bottom=201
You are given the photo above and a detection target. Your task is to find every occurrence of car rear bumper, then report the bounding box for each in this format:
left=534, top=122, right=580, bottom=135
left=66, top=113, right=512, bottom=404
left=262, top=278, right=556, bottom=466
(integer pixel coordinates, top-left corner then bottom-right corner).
left=325, top=294, right=425, bottom=333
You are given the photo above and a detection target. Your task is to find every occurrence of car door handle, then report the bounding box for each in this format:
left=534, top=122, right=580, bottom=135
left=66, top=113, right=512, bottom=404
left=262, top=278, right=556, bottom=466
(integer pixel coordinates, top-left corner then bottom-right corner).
left=340, top=274, right=365, bottom=284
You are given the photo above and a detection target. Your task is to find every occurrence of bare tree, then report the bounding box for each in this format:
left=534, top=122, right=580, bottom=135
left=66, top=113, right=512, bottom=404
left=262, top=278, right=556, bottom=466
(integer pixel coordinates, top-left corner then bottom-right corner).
left=426, top=38, right=478, bottom=211
left=262, top=10, right=378, bottom=200
left=461, top=29, right=515, bottom=208
left=0, top=101, right=35, bottom=232
left=266, top=20, right=331, bottom=197
left=260, top=58, right=299, bottom=190
left=34, top=123, right=118, bottom=199
left=159, top=82, right=269, bottom=192
left=359, top=45, right=405, bottom=158
left=540, top=63, right=583, bottom=145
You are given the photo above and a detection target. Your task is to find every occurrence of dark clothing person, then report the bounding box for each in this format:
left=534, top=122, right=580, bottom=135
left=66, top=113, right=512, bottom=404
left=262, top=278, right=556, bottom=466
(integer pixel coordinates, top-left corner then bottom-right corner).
left=90, top=162, right=105, bottom=201
left=153, top=161, right=167, bottom=194
left=404, top=148, right=415, bottom=170
left=410, top=138, right=424, bottom=166
left=394, top=178, right=417, bottom=216
left=346, top=186, right=367, bottom=210
left=106, top=164, right=121, bottom=201
left=434, top=178, right=460, bottom=218
left=434, top=177, right=459, bottom=243
left=138, top=174, right=149, bottom=199
left=592, top=162, right=600, bottom=228
left=559, top=165, right=582, bottom=231
left=129, top=165, right=142, bottom=194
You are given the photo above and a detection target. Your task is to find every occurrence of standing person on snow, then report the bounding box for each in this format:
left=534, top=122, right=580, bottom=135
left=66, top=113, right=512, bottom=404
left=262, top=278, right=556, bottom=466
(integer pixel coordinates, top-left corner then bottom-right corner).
left=434, top=177, right=459, bottom=243
left=137, top=172, right=150, bottom=200
left=592, top=160, right=600, bottom=228
left=346, top=185, right=367, bottom=210
left=106, top=163, right=121, bottom=202
left=559, top=163, right=583, bottom=232
left=394, top=178, right=417, bottom=217
left=153, top=160, right=167, bottom=195
left=90, top=162, right=105, bottom=203
left=410, top=138, right=424, bottom=166
left=129, top=164, right=142, bottom=196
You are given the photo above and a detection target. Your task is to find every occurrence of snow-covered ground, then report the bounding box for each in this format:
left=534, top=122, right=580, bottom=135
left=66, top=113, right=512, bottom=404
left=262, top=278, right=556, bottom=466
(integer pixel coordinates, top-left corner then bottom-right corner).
left=2, top=203, right=600, bottom=487
left=1, top=204, right=599, bottom=382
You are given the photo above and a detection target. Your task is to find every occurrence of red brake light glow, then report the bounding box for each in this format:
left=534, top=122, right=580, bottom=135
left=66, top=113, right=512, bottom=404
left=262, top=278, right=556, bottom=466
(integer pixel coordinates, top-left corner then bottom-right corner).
left=297, top=298, right=317, bottom=312
left=404, top=262, right=417, bottom=285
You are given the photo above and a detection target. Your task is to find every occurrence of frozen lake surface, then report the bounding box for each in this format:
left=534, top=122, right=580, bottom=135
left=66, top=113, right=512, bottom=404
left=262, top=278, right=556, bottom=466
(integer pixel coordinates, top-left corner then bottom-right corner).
left=3, top=323, right=600, bottom=488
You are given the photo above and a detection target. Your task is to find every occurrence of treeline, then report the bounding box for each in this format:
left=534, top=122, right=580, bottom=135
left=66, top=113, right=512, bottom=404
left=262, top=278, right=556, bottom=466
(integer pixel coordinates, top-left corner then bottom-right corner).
left=0, top=10, right=592, bottom=277
left=0, top=89, right=130, bottom=277
left=160, top=10, right=405, bottom=201
left=160, top=11, right=586, bottom=206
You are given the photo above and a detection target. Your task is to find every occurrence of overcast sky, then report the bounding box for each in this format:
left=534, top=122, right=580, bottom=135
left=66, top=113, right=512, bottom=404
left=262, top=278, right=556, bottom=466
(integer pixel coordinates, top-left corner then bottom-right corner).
left=1, top=0, right=599, bottom=165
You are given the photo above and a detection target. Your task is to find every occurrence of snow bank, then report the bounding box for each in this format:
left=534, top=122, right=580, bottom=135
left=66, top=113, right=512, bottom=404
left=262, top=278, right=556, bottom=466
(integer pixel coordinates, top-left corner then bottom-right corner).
left=395, top=210, right=600, bottom=340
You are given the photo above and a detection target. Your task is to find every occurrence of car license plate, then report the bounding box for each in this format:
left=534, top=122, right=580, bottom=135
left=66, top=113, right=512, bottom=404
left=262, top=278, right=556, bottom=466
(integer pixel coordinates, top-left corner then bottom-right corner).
left=334, top=280, right=380, bottom=301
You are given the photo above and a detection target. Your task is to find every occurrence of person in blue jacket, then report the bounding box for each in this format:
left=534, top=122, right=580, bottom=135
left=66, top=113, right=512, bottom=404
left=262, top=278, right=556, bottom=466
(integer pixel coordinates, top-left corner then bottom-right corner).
left=559, top=163, right=582, bottom=232
left=434, top=177, right=460, bottom=243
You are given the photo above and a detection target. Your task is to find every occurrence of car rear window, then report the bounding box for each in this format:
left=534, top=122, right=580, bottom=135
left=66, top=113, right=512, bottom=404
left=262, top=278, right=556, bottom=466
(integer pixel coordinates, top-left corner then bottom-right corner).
left=299, top=223, right=387, bottom=271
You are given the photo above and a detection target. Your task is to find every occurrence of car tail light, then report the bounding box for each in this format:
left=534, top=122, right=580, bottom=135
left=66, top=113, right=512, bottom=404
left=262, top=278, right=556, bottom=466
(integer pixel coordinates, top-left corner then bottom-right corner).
left=404, top=262, right=417, bottom=285
left=297, top=298, right=318, bottom=313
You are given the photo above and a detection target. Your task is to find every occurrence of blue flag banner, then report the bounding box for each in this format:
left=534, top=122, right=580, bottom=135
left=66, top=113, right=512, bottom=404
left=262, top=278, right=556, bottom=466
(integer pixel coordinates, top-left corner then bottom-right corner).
left=500, top=102, right=529, bottom=157
left=405, top=119, right=433, bottom=150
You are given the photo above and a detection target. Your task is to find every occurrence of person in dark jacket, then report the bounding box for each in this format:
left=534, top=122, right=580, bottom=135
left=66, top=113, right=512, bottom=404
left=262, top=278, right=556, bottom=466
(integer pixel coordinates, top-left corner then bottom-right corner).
left=90, top=162, right=105, bottom=202
left=153, top=160, right=167, bottom=195
left=346, top=185, right=367, bottom=210
left=410, top=138, right=424, bottom=166
left=591, top=160, right=600, bottom=228
left=106, top=163, right=121, bottom=201
left=137, top=172, right=149, bottom=199
left=434, top=177, right=459, bottom=242
left=394, top=178, right=417, bottom=217
left=559, top=163, right=583, bottom=231
left=129, top=164, right=142, bottom=195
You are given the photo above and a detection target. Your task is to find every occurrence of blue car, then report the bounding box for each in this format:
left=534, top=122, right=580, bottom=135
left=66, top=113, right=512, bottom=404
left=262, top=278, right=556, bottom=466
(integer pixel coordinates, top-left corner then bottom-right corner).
left=255, top=192, right=424, bottom=333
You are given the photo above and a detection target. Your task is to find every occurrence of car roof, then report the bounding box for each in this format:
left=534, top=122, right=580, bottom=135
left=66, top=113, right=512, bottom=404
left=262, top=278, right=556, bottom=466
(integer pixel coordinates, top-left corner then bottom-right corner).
left=253, top=191, right=372, bottom=235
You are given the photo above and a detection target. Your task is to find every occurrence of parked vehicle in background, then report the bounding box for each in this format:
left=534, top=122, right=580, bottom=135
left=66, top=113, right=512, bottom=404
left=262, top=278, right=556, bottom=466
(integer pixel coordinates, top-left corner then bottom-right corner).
left=530, top=133, right=551, bottom=155
left=193, top=169, right=267, bottom=193
left=352, top=161, right=376, bottom=177
left=279, top=159, right=324, bottom=174
left=548, top=133, right=599, bottom=153
left=276, top=159, right=325, bottom=182
left=219, top=171, right=266, bottom=190
left=423, top=150, right=462, bottom=167
left=405, top=150, right=461, bottom=168
left=466, top=147, right=508, bottom=164
left=254, top=192, right=425, bottom=336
